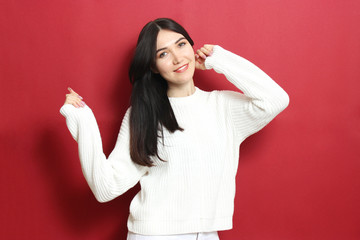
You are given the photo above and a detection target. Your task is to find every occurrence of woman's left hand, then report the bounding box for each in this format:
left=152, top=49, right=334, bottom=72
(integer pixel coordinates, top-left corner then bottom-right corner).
left=195, top=44, right=215, bottom=70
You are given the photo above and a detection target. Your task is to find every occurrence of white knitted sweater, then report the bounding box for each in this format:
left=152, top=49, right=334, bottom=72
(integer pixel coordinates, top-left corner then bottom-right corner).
left=60, top=46, right=289, bottom=235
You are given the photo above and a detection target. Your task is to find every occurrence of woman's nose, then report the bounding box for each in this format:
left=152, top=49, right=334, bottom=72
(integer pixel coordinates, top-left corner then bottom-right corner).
left=172, top=51, right=181, bottom=64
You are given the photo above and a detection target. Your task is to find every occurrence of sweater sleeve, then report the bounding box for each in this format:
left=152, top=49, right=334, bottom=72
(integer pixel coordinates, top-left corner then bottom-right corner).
left=60, top=104, right=148, bottom=202
left=204, top=45, right=289, bottom=142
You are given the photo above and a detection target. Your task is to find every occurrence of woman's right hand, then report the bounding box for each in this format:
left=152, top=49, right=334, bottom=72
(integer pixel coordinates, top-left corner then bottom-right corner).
left=195, top=44, right=215, bottom=70
left=64, top=87, right=86, bottom=108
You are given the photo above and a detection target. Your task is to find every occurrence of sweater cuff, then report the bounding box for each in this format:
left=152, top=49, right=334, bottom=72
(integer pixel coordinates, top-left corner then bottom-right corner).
left=60, top=104, right=76, bottom=118
left=60, top=104, right=93, bottom=142
left=60, top=104, right=92, bottom=118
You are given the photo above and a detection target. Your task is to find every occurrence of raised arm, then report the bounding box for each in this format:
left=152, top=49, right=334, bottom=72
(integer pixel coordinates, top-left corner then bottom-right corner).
left=200, top=45, right=289, bottom=141
left=60, top=89, right=147, bottom=202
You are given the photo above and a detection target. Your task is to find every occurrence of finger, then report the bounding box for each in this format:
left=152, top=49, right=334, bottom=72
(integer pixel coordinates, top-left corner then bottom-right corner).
left=65, top=95, right=81, bottom=103
left=201, top=46, right=215, bottom=57
left=67, top=87, right=83, bottom=99
left=197, top=46, right=213, bottom=59
left=73, top=100, right=85, bottom=108
left=200, top=47, right=211, bottom=56
left=68, top=87, right=76, bottom=94
left=74, top=98, right=85, bottom=108
left=64, top=98, right=79, bottom=107
left=65, top=95, right=85, bottom=107
left=67, top=99, right=79, bottom=108
left=203, top=44, right=214, bottom=53
left=195, top=54, right=203, bottom=64
left=68, top=87, right=78, bottom=96
left=196, top=49, right=207, bottom=60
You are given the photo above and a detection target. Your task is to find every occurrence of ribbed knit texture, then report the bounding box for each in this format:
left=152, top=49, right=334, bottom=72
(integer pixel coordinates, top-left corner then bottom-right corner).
left=60, top=46, right=289, bottom=235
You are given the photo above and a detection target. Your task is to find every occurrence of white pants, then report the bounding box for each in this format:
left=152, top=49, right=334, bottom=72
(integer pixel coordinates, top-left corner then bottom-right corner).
left=127, top=231, right=220, bottom=240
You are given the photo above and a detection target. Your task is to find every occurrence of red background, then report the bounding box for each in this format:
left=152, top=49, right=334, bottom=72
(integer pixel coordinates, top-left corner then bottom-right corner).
left=1, top=0, right=359, bottom=239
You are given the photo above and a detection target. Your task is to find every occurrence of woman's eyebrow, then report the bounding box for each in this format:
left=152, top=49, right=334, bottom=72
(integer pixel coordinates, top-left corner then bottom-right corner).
left=156, top=37, right=186, bottom=53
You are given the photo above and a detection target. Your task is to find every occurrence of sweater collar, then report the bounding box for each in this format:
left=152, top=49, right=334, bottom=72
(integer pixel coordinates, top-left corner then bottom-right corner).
left=168, top=87, right=201, bottom=105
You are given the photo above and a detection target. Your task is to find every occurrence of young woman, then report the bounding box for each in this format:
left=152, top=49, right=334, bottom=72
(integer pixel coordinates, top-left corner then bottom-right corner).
left=61, top=18, right=289, bottom=240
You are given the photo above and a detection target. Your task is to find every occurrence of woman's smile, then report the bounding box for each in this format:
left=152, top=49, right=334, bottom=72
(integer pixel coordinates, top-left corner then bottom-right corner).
left=174, top=63, right=189, bottom=73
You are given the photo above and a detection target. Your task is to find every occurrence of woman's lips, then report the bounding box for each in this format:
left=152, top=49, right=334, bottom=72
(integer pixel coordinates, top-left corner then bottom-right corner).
left=174, top=64, right=189, bottom=73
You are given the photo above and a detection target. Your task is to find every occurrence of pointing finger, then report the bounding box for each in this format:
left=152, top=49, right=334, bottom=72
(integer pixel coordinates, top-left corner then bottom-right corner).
left=67, top=87, right=83, bottom=99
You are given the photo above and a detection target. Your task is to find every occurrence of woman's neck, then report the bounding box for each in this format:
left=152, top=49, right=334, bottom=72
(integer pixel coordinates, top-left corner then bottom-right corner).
left=167, top=81, right=195, bottom=98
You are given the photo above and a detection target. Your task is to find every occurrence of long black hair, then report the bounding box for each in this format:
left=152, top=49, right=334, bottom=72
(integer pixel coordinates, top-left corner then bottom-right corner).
left=128, top=18, right=194, bottom=167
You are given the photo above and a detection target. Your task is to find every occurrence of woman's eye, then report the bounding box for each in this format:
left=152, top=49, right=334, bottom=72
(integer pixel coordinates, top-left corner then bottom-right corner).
left=179, top=42, right=186, bottom=47
left=159, top=52, right=167, bottom=58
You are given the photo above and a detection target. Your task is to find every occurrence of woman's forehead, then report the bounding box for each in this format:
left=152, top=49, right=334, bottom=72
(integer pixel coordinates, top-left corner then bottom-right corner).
left=156, top=30, right=185, bottom=50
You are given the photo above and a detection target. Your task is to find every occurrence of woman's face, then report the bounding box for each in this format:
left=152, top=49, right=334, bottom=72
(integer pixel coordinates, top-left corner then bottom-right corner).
left=154, top=29, right=195, bottom=88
